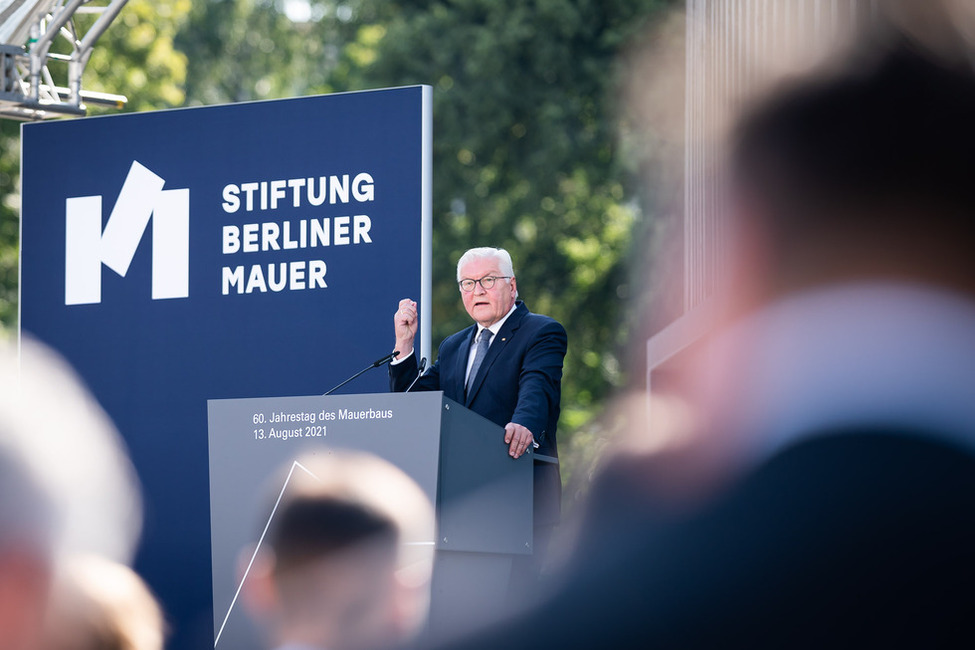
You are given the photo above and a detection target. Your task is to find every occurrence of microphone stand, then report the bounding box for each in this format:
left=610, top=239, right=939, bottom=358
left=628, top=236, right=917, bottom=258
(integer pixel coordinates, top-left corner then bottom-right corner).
left=323, top=351, right=399, bottom=396
left=405, top=357, right=427, bottom=392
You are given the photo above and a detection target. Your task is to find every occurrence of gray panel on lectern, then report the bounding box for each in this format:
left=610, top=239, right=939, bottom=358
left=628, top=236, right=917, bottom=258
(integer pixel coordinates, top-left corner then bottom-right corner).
left=208, top=392, right=443, bottom=650
left=436, top=397, right=533, bottom=555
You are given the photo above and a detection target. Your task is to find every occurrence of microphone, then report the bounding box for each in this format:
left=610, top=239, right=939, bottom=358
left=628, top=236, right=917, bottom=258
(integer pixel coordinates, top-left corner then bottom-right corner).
left=323, top=350, right=400, bottom=396
left=405, top=357, right=427, bottom=393
left=369, top=350, right=400, bottom=368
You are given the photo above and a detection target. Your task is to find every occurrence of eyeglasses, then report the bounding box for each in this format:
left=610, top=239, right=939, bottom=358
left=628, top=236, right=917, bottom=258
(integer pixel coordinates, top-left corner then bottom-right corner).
left=458, top=276, right=511, bottom=292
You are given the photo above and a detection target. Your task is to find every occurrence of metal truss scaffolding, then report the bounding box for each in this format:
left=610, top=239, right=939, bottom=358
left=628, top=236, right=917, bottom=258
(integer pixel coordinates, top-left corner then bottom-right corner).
left=0, top=0, right=128, bottom=120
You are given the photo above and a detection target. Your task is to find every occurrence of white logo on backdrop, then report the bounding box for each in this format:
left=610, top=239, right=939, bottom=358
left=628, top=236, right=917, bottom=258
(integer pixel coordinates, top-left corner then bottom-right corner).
left=65, top=161, right=189, bottom=305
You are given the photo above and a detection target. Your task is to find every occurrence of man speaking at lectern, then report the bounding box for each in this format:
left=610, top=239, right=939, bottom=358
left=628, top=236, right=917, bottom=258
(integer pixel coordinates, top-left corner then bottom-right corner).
left=389, top=246, right=567, bottom=580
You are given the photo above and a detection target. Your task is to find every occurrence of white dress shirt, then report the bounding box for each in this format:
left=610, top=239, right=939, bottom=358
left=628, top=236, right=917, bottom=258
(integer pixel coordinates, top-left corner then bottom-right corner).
left=690, top=282, right=975, bottom=467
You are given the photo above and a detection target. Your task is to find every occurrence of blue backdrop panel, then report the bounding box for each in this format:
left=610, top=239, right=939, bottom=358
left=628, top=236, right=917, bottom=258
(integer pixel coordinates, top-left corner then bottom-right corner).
left=20, top=85, right=431, bottom=649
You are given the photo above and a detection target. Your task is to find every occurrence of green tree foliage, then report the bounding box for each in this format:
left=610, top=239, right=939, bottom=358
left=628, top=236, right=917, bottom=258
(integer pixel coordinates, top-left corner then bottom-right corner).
left=83, top=0, right=191, bottom=113
left=175, top=0, right=370, bottom=104
left=0, top=119, right=18, bottom=331
left=0, top=0, right=191, bottom=332
left=177, top=0, right=302, bottom=104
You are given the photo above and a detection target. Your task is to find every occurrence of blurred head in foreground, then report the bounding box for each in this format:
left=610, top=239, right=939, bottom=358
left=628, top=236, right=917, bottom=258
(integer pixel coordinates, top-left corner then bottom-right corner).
left=41, top=554, right=165, bottom=650
left=0, top=338, right=141, bottom=650
left=614, top=1, right=975, bottom=497
left=244, top=451, right=435, bottom=650
left=728, top=6, right=975, bottom=311
left=700, top=3, right=975, bottom=455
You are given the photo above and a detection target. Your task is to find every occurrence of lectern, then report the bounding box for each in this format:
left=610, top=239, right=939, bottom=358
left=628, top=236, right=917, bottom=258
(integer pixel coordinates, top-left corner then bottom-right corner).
left=207, top=391, right=533, bottom=648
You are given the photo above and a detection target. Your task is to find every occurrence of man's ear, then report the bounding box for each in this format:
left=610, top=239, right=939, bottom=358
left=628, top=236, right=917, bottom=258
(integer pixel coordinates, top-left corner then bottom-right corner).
left=721, top=191, right=777, bottom=319
left=239, top=545, right=279, bottom=618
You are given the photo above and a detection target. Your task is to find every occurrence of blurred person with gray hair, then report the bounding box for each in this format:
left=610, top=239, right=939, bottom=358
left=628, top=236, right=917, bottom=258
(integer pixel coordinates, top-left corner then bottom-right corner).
left=0, top=337, right=141, bottom=650
left=420, top=2, right=975, bottom=648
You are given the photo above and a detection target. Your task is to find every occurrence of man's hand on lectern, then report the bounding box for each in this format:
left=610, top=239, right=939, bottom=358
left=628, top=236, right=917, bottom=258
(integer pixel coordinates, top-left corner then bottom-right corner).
left=505, top=422, right=534, bottom=459
left=394, top=298, right=418, bottom=359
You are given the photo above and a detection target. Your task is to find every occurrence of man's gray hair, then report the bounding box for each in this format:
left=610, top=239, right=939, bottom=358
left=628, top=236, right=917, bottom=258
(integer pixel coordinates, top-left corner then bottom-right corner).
left=456, top=247, right=517, bottom=298
left=456, top=247, right=515, bottom=280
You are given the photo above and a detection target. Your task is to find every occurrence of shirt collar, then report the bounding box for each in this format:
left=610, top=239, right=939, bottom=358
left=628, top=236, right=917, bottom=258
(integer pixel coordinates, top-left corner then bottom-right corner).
left=476, top=301, right=518, bottom=340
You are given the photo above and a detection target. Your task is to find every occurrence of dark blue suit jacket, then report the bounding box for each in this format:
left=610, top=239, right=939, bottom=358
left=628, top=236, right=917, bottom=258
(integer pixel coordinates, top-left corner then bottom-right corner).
left=390, top=301, right=567, bottom=525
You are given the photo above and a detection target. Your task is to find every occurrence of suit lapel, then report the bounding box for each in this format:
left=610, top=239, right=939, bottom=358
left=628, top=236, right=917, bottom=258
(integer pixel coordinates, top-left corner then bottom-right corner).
left=465, top=302, right=526, bottom=406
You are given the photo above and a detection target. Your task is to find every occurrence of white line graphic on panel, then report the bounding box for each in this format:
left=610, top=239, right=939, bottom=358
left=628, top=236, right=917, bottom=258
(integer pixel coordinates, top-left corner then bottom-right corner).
left=214, top=460, right=319, bottom=648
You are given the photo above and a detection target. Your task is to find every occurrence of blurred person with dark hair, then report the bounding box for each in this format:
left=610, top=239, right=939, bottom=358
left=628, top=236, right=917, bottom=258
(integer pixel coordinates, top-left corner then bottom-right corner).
left=419, top=4, right=975, bottom=649
left=41, top=554, right=165, bottom=650
left=0, top=338, right=141, bottom=650
left=243, top=451, right=435, bottom=650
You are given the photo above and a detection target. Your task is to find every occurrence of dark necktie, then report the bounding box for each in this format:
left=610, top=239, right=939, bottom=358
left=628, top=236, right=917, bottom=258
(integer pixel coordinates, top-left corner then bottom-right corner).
left=466, top=329, right=493, bottom=396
